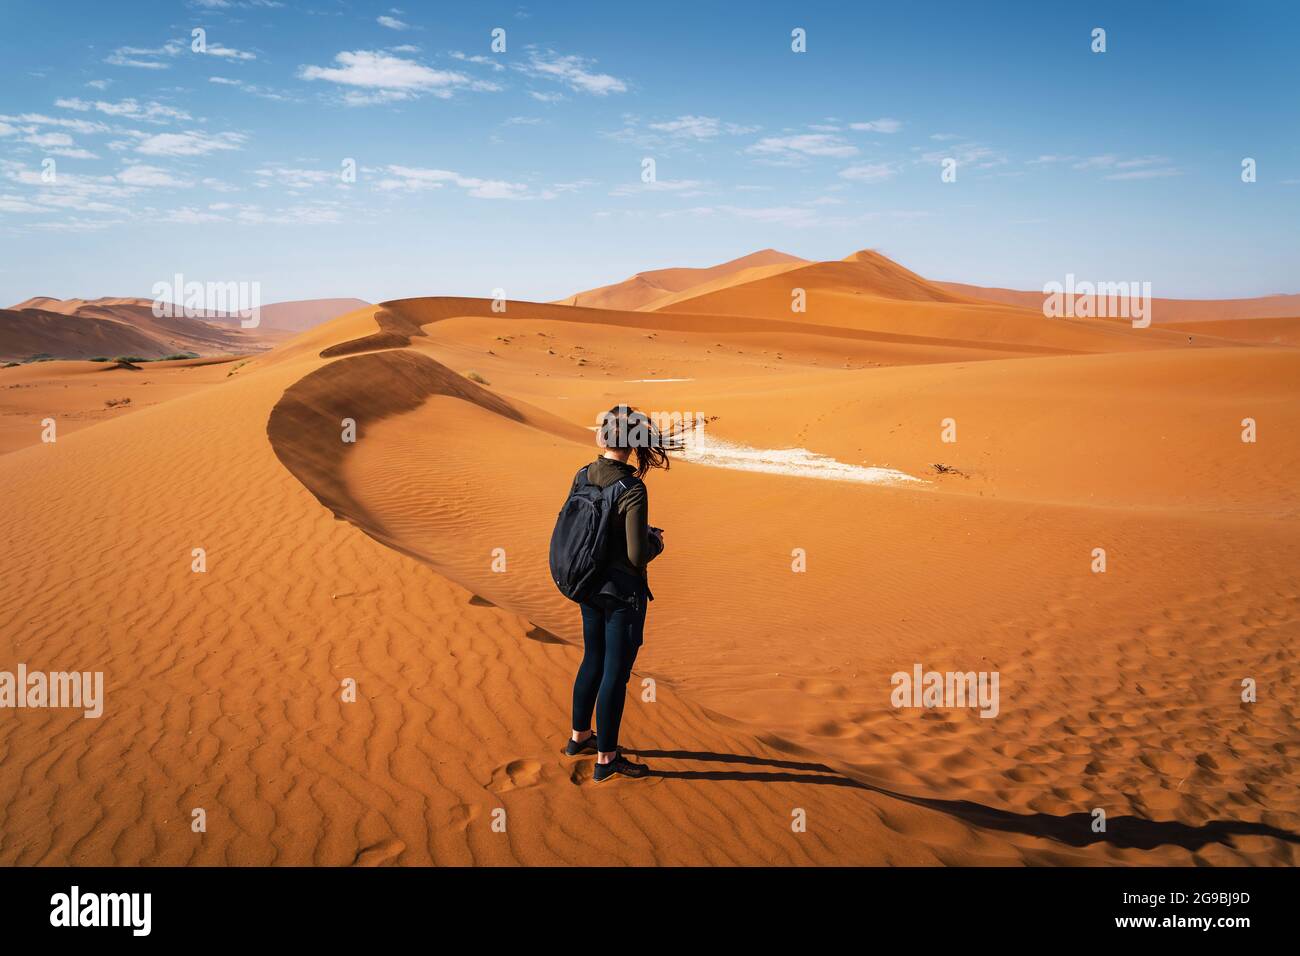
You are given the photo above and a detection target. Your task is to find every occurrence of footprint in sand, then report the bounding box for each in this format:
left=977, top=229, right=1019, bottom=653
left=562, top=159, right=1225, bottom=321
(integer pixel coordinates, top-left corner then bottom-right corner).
left=352, top=837, right=405, bottom=867
left=489, top=758, right=544, bottom=793
left=568, top=761, right=595, bottom=786
left=448, top=803, right=481, bottom=831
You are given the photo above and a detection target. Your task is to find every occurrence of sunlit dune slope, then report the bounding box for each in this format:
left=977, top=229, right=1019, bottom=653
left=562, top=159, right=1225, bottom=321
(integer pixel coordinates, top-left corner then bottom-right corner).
left=651, top=249, right=1237, bottom=356
left=555, top=248, right=806, bottom=311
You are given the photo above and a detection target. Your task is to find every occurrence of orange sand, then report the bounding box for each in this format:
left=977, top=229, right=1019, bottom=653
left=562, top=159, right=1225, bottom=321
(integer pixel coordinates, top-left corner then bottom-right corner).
left=1, top=250, right=1296, bottom=866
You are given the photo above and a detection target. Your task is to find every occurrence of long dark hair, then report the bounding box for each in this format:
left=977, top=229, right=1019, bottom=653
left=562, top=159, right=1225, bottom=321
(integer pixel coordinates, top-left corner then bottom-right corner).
left=597, top=404, right=685, bottom=478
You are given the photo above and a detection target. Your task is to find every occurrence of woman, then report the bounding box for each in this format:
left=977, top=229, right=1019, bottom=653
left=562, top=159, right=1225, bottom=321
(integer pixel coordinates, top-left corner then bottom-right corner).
left=566, top=405, right=671, bottom=782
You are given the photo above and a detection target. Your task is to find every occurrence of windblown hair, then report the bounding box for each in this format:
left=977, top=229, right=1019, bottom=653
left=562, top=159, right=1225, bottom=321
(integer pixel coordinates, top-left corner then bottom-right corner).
left=596, top=404, right=686, bottom=478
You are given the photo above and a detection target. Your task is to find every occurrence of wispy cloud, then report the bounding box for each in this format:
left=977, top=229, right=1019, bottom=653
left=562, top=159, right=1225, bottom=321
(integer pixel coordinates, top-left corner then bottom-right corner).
left=748, top=133, right=858, bottom=161
left=373, top=164, right=542, bottom=199
left=129, top=130, right=248, bottom=157
left=208, top=77, right=298, bottom=102
left=849, top=118, right=902, bottom=134
left=517, top=50, right=627, bottom=95
left=118, top=164, right=193, bottom=188
left=839, top=161, right=899, bottom=183
left=1071, top=154, right=1181, bottom=180
left=105, top=40, right=184, bottom=69
left=56, top=98, right=191, bottom=124
left=920, top=141, right=1006, bottom=169
left=647, top=115, right=759, bottom=139
left=451, top=51, right=505, bottom=72
left=609, top=178, right=708, bottom=197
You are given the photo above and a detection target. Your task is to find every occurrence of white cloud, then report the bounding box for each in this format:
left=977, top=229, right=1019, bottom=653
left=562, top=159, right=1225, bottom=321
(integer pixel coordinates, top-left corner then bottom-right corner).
left=160, top=207, right=227, bottom=224
left=299, top=50, right=497, bottom=103
left=850, top=118, right=902, bottom=134
left=105, top=40, right=184, bottom=69
left=748, top=133, right=858, bottom=160
left=518, top=50, right=626, bottom=95
left=451, top=51, right=505, bottom=72
left=131, top=130, right=247, bottom=157
left=377, top=15, right=409, bottom=30
left=609, top=178, right=707, bottom=197
left=2, top=112, right=110, bottom=135
left=920, top=141, right=1006, bottom=169
left=1072, top=154, right=1180, bottom=180
left=839, top=162, right=899, bottom=183
left=118, top=164, right=192, bottom=187
left=208, top=77, right=297, bottom=101
left=1105, top=167, right=1182, bottom=181
left=56, top=97, right=191, bottom=123
left=374, top=165, right=535, bottom=199
left=646, top=115, right=759, bottom=139
left=205, top=44, right=257, bottom=61
left=24, top=132, right=74, bottom=148
left=529, top=90, right=563, bottom=103
left=254, top=166, right=338, bottom=190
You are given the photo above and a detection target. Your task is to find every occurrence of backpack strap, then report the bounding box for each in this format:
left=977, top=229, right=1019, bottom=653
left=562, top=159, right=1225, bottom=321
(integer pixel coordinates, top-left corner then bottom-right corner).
left=605, top=474, right=642, bottom=505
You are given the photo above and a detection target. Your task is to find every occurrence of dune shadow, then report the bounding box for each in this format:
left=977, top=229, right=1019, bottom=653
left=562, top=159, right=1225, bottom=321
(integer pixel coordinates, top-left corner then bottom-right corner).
left=624, top=748, right=1300, bottom=853
left=524, top=625, right=567, bottom=645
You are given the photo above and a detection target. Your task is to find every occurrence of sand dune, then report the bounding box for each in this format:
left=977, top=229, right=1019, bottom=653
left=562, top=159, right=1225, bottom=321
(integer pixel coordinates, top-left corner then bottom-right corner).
left=937, top=281, right=1300, bottom=326
left=1, top=296, right=364, bottom=363
left=646, top=249, right=1246, bottom=357
left=237, top=297, right=373, bottom=333
left=2, top=249, right=1297, bottom=867
left=555, top=249, right=806, bottom=311
left=1, top=296, right=282, bottom=361
left=0, top=307, right=173, bottom=363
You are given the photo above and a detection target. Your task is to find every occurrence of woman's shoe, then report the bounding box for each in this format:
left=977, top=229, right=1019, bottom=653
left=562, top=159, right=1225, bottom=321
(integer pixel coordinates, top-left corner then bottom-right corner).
left=593, top=753, right=649, bottom=782
left=564, top=734, right=598, bottom=757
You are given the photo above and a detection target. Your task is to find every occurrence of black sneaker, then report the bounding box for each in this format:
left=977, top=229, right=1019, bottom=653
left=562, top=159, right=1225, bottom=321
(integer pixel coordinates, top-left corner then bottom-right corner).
left=593, top=753, right=649, bottom=782
left=564, top=734, right=598, bottom=757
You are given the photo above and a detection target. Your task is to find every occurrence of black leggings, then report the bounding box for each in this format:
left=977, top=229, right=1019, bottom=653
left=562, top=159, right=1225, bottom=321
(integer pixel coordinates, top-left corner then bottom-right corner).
left=571, top=590, right=648, bottom=753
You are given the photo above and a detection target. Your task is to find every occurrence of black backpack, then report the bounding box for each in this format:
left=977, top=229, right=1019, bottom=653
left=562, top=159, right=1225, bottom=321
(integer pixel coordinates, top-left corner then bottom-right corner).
left=549, top=465, right=638, bottom=603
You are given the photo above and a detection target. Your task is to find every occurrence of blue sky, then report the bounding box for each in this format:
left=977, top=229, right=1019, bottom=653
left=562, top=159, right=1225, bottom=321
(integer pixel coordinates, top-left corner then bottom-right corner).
left=1, top=0, right=1297, bottom=304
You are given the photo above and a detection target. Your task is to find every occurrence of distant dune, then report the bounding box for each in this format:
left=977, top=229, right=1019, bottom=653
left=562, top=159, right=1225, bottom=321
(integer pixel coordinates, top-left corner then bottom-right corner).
left=248, top=297, right=373, bottom=333
left=0, top=306, right=171, bottom=363
left=554, top=248, right=806, bottom=311
left=0, top=296, right=369, bottom=361
left=936, top=281, right=1300, bottom=325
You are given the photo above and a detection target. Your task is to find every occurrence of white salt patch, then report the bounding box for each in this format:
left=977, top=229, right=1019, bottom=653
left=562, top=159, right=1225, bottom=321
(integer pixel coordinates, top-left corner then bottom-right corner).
left=679, top=435, right=923, bottom=485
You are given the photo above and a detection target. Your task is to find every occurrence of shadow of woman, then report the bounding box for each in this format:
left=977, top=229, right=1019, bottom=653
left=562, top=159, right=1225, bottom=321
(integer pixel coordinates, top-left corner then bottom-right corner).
left=624, top=748, right=1300, bottom=853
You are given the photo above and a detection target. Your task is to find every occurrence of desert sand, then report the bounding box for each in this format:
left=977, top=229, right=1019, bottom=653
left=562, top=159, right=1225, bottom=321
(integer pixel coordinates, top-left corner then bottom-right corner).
left=0, top=249, right=1296, bottom=866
